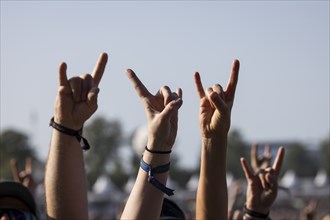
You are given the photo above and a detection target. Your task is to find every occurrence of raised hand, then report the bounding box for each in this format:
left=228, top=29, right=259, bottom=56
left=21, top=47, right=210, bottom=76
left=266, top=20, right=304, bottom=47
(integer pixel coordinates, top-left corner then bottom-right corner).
left=194, top=60, right=240, bottom=140
left=251, top=144, right=273, bottom=173
left=11, top=158, right=37, bottom=194
left=195, top=60, right=240, bottom=220
left=240, top=146, right=285, bottom=215
left=54, top=53, right=108, bottom=130
left=126, top=69, right=183, bottom=151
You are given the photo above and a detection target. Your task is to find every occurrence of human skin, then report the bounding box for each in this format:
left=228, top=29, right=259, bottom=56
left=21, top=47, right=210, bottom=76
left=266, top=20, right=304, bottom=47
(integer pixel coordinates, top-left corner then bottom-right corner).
left=195, top=59, right=240, bottom=220
left=120, top=69, right=183, bottom=220
left=45, top=53, right=108, bottom=220
left=241, top=146, right=285, bottom=215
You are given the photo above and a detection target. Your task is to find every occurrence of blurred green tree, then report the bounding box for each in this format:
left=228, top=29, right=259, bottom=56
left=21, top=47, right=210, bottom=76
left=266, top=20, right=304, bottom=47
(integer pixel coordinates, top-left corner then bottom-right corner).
left=282, top=142, right=318, bottom=177
left=0, top=129, right=37, bottom=179
left=169, top=153, right=194, bottom=189
left=319, top=137, right=330, bottom=176
left=109, top=160, right=130, bottom=191
left=83, top=116, right=123, bottom=189
left=227, top=129, right=249, bottom=178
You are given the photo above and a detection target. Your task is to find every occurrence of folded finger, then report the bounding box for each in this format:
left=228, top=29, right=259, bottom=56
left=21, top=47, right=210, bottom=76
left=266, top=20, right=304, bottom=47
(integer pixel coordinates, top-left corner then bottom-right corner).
left=214, top=84, right=226, bottom=101
left=81, top=74, right=93, bottom=101
left=69, top=77, right=83, bottom=103
left=159, top=86, right=173, bottom=105
left=162, top=98, right=183, bottom=121
left=176, top=88, right=183, bottom=99
left=258, top=172, right=269, bottom=190
left=265, top=169, right=278, bottom=190
left=207, top=88, right=228, bottom=113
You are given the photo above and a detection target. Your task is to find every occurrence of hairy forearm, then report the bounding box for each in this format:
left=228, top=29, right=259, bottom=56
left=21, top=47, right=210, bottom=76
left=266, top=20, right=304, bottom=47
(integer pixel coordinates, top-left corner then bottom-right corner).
left=120, top=151, right=170, bottom=220
left=196, top=137, right=228, bottom=220
left=45, top=130, right=88, bottom=220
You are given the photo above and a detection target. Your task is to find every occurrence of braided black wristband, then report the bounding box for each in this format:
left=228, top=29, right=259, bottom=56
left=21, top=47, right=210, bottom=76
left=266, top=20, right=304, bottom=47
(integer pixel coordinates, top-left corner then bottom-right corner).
left=49, top=117, right=90, bottom=151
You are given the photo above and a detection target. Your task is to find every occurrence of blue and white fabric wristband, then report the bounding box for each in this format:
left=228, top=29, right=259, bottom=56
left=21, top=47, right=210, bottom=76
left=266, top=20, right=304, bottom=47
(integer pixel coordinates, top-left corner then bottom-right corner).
left=140, top=158, right=174, bottom=196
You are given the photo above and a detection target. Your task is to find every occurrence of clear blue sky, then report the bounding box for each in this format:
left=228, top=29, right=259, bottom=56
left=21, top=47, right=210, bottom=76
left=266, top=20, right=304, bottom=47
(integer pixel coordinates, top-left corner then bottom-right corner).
left=1, top=1, right=329, bottom=168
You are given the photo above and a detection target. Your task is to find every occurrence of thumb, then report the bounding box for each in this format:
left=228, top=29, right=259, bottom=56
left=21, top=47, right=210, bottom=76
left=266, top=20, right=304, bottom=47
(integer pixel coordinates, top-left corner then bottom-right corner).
left=265, top=169, right=278, bottom=188
left=87, top=87, right=100, bottom=109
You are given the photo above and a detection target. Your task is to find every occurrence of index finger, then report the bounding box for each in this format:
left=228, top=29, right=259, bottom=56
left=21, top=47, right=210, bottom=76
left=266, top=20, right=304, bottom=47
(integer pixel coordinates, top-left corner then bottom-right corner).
left=225, top=59, right=240, bottom=102
left=272, top=146, right=285, bottom=175
left=125, top=69, right=152, bottom=98
left=58, top=62, right=68, bottom=87
left=91, top=52, right=108, bottom=87
left=10, top=159, right=20, bottom=182
left=194, top=72, right=205, bottom=99
left=240, top=157, right=254, bottom=180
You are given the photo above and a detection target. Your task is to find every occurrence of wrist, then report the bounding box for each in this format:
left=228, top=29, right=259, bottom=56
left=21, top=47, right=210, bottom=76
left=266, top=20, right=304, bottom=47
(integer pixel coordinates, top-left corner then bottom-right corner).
left=202, top=136, right=227, bottom=153
left=245, top=203, right=269, bottom=216
left=50, top=117, right=90, bottom=151
left=143, top=150, right=171, bottom=167
left=146, top=140, right=172, bottom=152
left=54, top=116, right=81, bottom=131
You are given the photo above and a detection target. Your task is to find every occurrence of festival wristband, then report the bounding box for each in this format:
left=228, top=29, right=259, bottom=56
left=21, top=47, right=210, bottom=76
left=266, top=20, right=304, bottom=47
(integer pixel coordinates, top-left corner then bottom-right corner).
left=49, top=117, right=90, bottom=151
left=140, top=158, right=174, bottom=196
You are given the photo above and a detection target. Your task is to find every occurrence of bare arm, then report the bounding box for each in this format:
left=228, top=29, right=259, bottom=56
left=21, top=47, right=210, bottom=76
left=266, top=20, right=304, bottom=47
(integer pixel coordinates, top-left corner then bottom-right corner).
left=45, top=53, right=108, bottom=219
left=195, top=60, right=240, bottom=220
left=120, top=69, right=183, bottom=220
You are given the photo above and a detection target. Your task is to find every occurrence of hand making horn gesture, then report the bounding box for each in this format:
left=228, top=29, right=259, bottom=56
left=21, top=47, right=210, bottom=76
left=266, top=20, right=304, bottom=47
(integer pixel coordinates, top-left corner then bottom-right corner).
left=11, top=158, right=37, bottom=195
left=194, top=60, right=240, bottom=140
left=195, top=59, right=240, bottom=220
left=126, top=69, right=183, bottom=152
left=54, top=52, right=108, bottom=130
left=241, top=146, right=285, bottom=216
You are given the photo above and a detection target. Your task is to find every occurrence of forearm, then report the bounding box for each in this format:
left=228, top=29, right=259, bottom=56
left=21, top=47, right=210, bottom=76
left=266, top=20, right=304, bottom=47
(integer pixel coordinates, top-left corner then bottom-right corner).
left=45, top=129, right=88, bottom=220
left=120, top=151, right=170, bottom=220
left=196, top=137, right=228, bottom=220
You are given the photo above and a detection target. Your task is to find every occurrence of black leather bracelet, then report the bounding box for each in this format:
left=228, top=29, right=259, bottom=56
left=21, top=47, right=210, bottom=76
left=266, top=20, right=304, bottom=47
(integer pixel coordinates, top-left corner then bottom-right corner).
left=145, top=146, right=171, bottom=154
left=49, top=117, right=90, bottom=151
